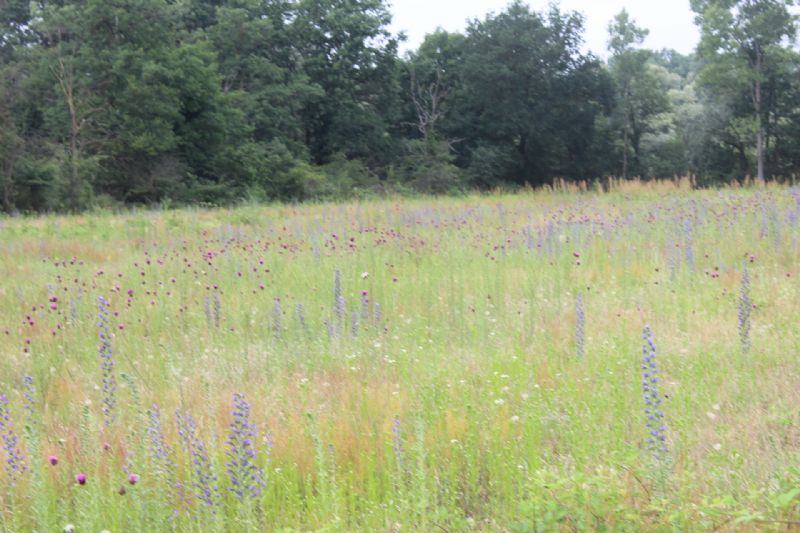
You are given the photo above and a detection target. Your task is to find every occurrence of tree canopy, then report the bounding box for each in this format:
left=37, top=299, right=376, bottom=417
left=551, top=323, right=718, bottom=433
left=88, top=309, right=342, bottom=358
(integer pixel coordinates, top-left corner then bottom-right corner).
left=1, top=0, right=799, bottom=212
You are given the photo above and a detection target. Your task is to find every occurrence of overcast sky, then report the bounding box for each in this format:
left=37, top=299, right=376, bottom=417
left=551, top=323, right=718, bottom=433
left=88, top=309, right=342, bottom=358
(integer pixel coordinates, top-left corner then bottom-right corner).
left=389, top=0, right=701, bottom=57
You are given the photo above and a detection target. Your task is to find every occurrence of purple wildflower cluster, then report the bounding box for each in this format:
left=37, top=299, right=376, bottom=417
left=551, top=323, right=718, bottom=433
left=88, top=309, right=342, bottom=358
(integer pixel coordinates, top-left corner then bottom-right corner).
left=296, top=303, right=308, bottom=333
left=333, top=269, right=345, bottom=336
left=212, top=293, right=221, bottom=328
left=360, top=291, right=369, bottom=321
left=272, top=298, right=283, bottom=340
left=351, top=310, right=359, bottom=337
left=641, top=325, right=667, bottom=461
left=575, top=293, right=585, bottom=358
left=147, top=404, right=176, bottom=489
left=0, top=394, right=26, bottom=485
left=391, top=416, right=404, bottom=467
left=738, top=264, right=752, bottom=353
left=225, top=393, right=266, bottom=501
left=22, top=375, right=36, bottom=427
left=98, top=296, right=117, bottom=427
left=683, top=219, right=695, bottom=271
left=177, top=410, right=219, bottom=511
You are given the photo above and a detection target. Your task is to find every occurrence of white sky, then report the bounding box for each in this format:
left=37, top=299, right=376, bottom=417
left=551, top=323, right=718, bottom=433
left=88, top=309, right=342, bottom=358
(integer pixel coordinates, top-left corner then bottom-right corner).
left=389, top=0, right=701, bottom=57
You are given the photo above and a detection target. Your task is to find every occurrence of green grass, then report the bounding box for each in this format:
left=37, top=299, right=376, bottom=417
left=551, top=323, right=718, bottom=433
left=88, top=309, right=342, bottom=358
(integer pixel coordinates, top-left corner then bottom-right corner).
left=0, top=182, right=798, bottom=531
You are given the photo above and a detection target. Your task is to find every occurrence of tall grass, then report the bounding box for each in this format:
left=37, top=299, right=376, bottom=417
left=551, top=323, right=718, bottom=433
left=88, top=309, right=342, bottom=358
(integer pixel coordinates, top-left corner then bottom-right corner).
left=0, top=183, right=798, bottom=530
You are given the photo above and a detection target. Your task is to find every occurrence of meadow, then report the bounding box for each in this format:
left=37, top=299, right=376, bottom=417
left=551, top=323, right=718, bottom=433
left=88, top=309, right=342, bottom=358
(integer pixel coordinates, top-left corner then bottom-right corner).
left=0, top=181, right=798, bottom=532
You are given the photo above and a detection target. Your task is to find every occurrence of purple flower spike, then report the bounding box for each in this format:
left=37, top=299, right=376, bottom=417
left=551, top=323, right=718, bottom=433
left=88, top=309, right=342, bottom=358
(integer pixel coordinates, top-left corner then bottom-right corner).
left=0, top=394, right=26, bottom=485
left=226, top=393, right=266, bottom=501
left=641, top=325, right=668, bottom=462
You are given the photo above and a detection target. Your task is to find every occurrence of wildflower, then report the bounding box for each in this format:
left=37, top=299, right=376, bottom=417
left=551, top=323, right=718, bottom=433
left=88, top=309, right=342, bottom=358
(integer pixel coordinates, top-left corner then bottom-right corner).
left=391, top=416, right=404, bottom=470
left=333, top=269, right=345, bottom=335
left=738, top=264, right=752, bottom=353
left=684, top=219, right=695, bottom=270
left=360, top=291, right=369, bottom=321
left=226, top=393, right=266, bottom=501
left=0, top=394, right=26, bottom=484
left=128, top=473, right=139, bottom=485
left=49, top=455, right=59, bottom=466
left=272, top=298, right=282, bottom=339
left=575, top=293, right=585, bottom=358
left=98, top=296, right=116, bottom=427
left=177, top=410, right=219, bottom=510
left=641, top=325, right=667, bottom=461
left=296, top=303, right=307, bottom=332
left=22, top=375, right=36, bottom=427
left=212, top=293, right=221, bottom=328
left=76, top=473, right=87, bottom=485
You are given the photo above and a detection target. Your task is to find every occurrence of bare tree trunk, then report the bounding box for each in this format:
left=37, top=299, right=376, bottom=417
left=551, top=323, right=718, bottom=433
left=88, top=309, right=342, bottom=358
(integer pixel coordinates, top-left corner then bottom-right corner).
left=61, top=59, right=81, bottom=188
left=53, top=56, right=85, bottom=205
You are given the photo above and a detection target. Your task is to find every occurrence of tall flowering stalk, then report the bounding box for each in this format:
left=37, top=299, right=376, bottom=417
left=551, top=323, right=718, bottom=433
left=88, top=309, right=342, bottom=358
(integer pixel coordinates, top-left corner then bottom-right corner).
left=225, top=394, right=266, bottom=501
left=391, top=416, right=404, bottom=471
left=212, top=293, right=221, bottom=328
left=69, top=297, right=78, bottom=325
left=177, top=410, right=219, bottom=511
left=271, top=298, right=283, bottom=340
left=0, top=394, right=26, bottom=486
left=147, top=405, right=177, bottom=495
left=351, top=310, right=359, bottom=337
left=738, top=265, right=752, bottom=353
left=21, top=375, right=41, bottom=467
left=575, top=293, right=585, bottom=358
left=204, top=295, right=212, bottom=327
left=360, top=291, right=369, bottom=321
left=22, top=375, right=36, bottom=430
left=641, top=326, right=667, bottom=461
left=296, top=303, right=308, bottom=333
left=98, top=296, right=117, bottom=427
left=333, top=269, right=345, bottom=336
left=683, top=219, right=695, bottom=271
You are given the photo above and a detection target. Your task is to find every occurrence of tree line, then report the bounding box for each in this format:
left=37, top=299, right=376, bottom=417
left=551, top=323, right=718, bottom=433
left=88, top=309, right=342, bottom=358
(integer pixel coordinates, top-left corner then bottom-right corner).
left=0, top=0, right=798, bottom=212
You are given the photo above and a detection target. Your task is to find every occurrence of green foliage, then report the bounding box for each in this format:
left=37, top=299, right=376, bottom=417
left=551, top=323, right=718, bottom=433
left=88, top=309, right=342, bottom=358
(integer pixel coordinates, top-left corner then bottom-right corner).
left=691, top=0, right=799, bottom=181
left=607, top=10, right=671, bottom=179
left=3, top=0, right=800, bottom=212
left=397, top=138, right=464, bottom=194
left=452, top=2, right=613, bottom=187
left=0, top=188, right=798, bottom=529
left=292, top=0, right=403, bottom=166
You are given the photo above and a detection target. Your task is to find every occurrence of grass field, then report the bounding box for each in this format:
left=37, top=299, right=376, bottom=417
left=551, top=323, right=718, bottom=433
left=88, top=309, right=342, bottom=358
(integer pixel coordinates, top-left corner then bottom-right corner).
left=0, top=181, right=798, bottom=531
